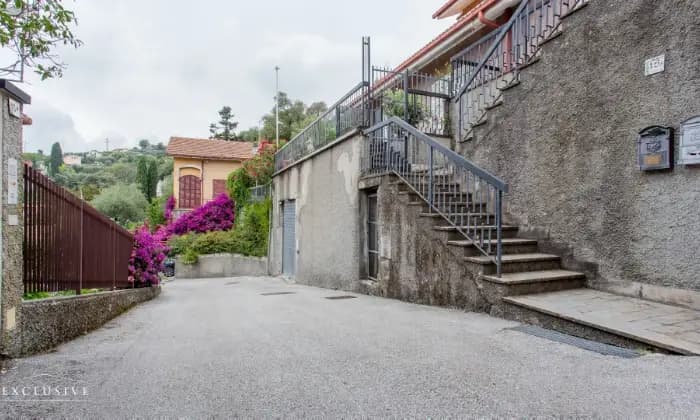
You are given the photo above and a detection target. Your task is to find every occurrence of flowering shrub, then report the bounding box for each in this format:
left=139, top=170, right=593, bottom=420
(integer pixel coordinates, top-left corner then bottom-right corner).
left=164, top=195, right=176, bottom=220
left=128, top=224, right=169, bottom=287
left=166, top=193, right=235, bottom=236
left=243, top=141, right=277, bottom=185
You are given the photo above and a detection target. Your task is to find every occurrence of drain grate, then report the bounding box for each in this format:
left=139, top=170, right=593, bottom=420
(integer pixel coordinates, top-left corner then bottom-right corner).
left=510, top=325, right=641, bottom=358
left=325, top=295, right=357, bottom=300
left=260, top=292, right=296, bottom=296
left=224, top=281, right=239, bottom=286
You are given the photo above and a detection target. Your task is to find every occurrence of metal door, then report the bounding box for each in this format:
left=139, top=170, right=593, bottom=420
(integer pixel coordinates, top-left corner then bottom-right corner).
left=282, top=200, right=296, bottom=276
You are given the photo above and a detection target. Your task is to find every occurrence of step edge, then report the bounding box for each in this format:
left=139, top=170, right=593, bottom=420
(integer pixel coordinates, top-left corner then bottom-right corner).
left=464, top=253, right=561, bottom=264
left=502, top=295, right=697, bottom=355
left=481, top=270, right=585, bottom=285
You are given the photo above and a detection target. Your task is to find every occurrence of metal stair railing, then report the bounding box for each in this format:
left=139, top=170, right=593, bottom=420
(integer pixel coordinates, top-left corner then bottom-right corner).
left=453, top=0, right=588, bottom=141
left=362, top=116, right=509, bottom=276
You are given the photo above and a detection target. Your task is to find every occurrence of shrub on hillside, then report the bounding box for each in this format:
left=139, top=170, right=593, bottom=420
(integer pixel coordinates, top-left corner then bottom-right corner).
left=226, top=167, right=252, bottom=211
left=91, top=183, right=148, bottom=226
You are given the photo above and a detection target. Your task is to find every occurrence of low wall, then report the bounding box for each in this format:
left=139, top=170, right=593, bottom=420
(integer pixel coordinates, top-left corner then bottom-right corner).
left=16, top=286, right=160, bottom=357
left=176, top=253, right=267, bottom=278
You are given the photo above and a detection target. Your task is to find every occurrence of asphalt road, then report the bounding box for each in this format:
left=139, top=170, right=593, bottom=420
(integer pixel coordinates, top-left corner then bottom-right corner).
left=1, top=276, right=699, bottom=418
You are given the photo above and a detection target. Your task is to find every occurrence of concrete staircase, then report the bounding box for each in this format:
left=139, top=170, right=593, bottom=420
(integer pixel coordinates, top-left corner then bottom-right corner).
left=394, top=178, right=700, bottom=355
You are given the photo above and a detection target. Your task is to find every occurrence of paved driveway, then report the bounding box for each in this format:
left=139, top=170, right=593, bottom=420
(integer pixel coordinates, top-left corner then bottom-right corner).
left=1, top=277, right=699, bottom=418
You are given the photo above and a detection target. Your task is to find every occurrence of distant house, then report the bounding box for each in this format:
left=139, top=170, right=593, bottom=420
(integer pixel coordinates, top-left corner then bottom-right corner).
left=62, top=154, right=82, bottom=166
left=166, top=137, right=255, bottom=216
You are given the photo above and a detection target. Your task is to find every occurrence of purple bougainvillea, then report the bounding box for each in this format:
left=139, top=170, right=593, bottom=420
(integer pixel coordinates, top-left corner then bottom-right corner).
left=128, top=224, right=170, bottom=287
left=166, top=193, right=235, bottom=236
left=164, top=195, right=176, bottom=221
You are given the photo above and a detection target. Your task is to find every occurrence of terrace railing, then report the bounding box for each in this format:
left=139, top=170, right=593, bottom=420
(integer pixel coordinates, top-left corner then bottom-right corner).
left=249, top=183, right=271, bottom=202
left=361, top=117, right=508, bottom=276
left=274, top=81, right=370, bottom=172
left=371, top=67, right=451, bottom=137
left=453, top=0, right=587, bottom=140
left=23, top=164, right=135, bottom=294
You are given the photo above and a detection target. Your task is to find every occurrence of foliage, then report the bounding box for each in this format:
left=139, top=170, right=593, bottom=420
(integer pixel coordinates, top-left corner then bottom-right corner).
left=170, top=198, right=271, bottom=264
left=136, top=157, right=159, bottom=202
left=242, top=141, right=277, bottom=185
left=147, top=196, right=167, bottom=229
left=209, top=106, right=239, bottom=140
left=23, top=288, right=102, bottom=300
left=238, top=127, right=259, bottom=143
left=107, top=162, right=137, bottom=185
left=80, top=184, right=100, bottom=201
left=0, top=0, right=83, bottom=80
left=91, top=183, right=148, bottom=226
left=166, top=193, right=235, bottom=236
left=49, top=141, right=62, bottom=175
left=164, top=195, right=176, bottom=221
left=161, top=174, right=174, bottom=197
left=226, top=167, right=252, bottom=211
left=128, top=224, right=168, bottom=287
left=260, top=92, right=327, bottom=142
left=382, top=89, right=427, bottom=127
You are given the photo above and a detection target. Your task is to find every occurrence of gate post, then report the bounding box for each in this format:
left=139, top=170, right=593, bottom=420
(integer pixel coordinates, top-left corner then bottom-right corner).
left=0, top=80, right=31, bottom=357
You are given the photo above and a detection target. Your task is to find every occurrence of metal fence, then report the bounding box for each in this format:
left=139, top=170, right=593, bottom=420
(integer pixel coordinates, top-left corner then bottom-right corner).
left=371, top=67, right=451, bottom=137
left=249, top=183, right=271, bottom=202
left=274, top=81, right=370, bottom=173
left=362, top=117, right=508, bottom=276
left=23, top=164, right=135, bottom=294
left=453, top=0, right=588, bottom=140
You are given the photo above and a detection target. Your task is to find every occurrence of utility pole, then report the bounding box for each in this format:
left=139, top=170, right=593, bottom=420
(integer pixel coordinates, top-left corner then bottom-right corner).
left=275, top=66, right=280, bottom=148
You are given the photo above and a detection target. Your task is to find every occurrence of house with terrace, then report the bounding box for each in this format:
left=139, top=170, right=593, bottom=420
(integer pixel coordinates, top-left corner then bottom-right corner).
left=167, top=137, right=255, bottom=217
left=269, top=0, right=700, bottom=355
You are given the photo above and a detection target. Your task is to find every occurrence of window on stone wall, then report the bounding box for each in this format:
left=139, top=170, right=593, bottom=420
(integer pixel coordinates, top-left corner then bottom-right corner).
left=213, top=179, right=227, bottom=197
left=367, top=192, right=378, bottom=280
left=179, top=175, right=202, bottom=208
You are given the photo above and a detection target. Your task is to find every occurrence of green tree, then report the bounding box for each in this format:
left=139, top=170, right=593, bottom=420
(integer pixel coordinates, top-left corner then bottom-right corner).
left=138, top=139, right=150, bottom=150
left=209, top=106, right=239, bottom=140
left=49, top=141, right=62, bottom=176
left=107, top=162, right=137, bottom=185
left=260, top=93, right=326, bottom=141
left=238, top=127, right=260, bottom=143
left=136, top=157, right=148, bottom=197
left=91, top=184, right=148, bottom=226
left=146, top=159, right=159, bottom=201
left=0, top=0, right=83, bottom=80
left=226, top=167, right=252, bottom=211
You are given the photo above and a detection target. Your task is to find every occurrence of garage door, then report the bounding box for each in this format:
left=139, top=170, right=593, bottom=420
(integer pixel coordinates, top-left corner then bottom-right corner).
left=282, top=200, right=296, bottom=276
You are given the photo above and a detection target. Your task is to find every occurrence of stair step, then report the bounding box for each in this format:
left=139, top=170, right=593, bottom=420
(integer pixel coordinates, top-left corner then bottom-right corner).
left=447, top=238, right=536, bottom=247
left=433, top=225, right=518, bottom=232
left=465, top=253, right=560, bottom=265
left=421, top=212, right=491, bottom=218
left=482, top=269, right=584, bottom=285
left=503, top=289, right=700, bottom=355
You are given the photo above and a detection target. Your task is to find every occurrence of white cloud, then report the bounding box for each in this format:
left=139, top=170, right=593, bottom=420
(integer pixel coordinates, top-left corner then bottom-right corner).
left=18, top=0, right=450, bottom=153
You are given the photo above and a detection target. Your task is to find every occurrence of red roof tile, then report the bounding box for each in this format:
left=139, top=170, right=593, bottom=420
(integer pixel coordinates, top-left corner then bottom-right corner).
left=167, top=137, right=255, bottom=161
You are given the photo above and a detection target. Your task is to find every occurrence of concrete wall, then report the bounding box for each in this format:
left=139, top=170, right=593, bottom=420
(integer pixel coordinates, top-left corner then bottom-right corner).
left=16, top=286, right=160, bottom=356
left=176, top=253, right=267, bottom=278
left=456, top=0, right=700, bottom=303
left=172, top=157, right=243, bottom=210
left=270, top=132, right=365, bottom=290
left=0, top=83, right=28, bottom=356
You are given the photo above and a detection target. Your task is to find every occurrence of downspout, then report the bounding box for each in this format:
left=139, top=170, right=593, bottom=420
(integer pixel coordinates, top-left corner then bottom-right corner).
left=477, top=0, right=501, bottom=29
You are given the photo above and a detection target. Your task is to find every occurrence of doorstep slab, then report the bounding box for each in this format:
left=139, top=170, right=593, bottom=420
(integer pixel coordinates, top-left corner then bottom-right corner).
left=504, top=289, right=700, bottom=355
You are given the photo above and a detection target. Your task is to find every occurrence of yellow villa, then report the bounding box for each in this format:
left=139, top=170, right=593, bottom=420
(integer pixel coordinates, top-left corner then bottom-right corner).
left=166, top=137, right=255, bottom=216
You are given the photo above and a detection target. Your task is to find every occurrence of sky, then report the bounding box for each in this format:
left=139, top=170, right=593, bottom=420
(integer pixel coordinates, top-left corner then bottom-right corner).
left=14, top=0, right=451, bottom=153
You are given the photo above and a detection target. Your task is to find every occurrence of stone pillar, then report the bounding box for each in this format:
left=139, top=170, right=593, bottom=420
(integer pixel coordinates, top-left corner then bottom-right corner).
left=0, top=80, right=30, bottom=357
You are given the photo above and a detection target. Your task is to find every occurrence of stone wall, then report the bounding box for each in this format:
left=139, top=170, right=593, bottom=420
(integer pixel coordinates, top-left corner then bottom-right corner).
left=456, top=0, right=700, bottom=302
left=270, top=132, right=365, bottom=291
left=0, top=82, right=28, bottom=356
left=16, top=286, right=160, bottom=356
left=176, top=253, right=267, bottom=278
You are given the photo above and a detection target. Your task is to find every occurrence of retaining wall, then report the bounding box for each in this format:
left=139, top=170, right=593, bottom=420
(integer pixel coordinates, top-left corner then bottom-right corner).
left=176, top=253, right=267, bottom=278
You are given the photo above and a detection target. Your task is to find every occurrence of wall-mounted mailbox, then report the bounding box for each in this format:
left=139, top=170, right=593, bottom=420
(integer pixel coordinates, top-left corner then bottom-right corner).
left=637, top=126, right=673, bottom=171
left=679, top=116, right=700, bottom=166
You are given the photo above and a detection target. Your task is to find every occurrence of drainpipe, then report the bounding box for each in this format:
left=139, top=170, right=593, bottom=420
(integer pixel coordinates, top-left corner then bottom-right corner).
left=478, top=9, right=500, bottom=29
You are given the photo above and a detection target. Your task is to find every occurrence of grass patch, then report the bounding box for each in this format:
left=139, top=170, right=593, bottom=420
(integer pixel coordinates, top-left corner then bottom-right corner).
left=23, top=288, right=104, bottom=301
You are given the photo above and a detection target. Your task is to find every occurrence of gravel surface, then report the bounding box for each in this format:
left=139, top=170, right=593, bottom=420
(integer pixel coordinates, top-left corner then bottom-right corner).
left=1, top=276, right=699, bottom=418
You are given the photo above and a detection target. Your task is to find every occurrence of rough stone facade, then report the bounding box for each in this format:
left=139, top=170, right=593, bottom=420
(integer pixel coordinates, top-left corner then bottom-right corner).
left=270, top=132, right=365, bottom=290
left=16, top=286, right=160, bottom=356
left=0, top=83, right=27, bottom=356
left=176, top=253, right=267, bottom=278
left=456, top=0, right=700, bottom=304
